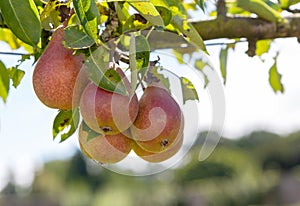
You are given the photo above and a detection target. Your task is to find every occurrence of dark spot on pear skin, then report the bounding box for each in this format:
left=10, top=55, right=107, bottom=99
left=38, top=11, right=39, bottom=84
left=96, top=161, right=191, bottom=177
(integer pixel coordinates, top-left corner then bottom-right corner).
left=101, top=126, right=113, bottom=133
left=161, top=139, right=169, bottom=147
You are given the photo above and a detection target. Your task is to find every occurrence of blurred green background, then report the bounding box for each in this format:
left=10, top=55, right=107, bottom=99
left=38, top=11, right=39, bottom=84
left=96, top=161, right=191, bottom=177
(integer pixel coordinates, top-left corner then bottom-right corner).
left=1, top=130, right=300, bottom=206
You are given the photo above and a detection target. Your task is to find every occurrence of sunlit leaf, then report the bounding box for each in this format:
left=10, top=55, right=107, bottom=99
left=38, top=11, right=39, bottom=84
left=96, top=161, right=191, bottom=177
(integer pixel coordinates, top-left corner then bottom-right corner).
left=8, top=66, right=25, bottom=88
left=0, top=29, right=34, bottom=52
left=195, top=59, right=208, bottom=70
left=256, top=39, right=272, bottom=57
left=0, top=28, right=21, bottom=49
left=269, top=60, right=284, bottom=93
left=85, top=47, right=127, bottom=95
left=97, top=2, right=110, bottom=23
left=171, top=14, right=207, bottom=52
left=172, top=49, right=184, bottom=64
left=0, top=0, right=41, bottom=46
left=0, top=61, right=9, bottom=103
left=181, top=77, right=199, bottom=104
left=53, top=108, right=80, bottom=142
left=64, top=25, right=95, bottom=49
left=183, top=3, right=197, bottom=11
left=114, top=2, right=130, bottom=23
left=219, top=47, right=228, bottom=84
left=73, top=0, right=100, bottom=43
left=167, top=0, right=187, bottom=14
left=123, top=14, right=150, bottom=33
left=279, top=0, right=289, bottom=8
left=129, top=1, right=164, bottom=27
left=280, top=0, right=300, bottom=8
left=40, top=0, right=61, bottom=31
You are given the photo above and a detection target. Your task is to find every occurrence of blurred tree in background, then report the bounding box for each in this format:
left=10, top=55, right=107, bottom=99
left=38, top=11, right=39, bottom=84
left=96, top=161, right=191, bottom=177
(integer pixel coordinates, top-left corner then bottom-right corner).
left=2, top=130, right=300, bottom=206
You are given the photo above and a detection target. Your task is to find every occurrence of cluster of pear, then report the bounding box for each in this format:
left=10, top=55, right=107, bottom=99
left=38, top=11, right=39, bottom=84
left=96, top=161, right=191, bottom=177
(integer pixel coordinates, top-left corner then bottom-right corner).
left=32, top=27, right=184, bottom=164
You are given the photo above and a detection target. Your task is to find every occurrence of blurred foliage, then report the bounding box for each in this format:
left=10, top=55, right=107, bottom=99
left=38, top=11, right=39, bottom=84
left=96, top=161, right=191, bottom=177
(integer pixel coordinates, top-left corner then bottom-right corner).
left=2, top=130, right=300, bottom=206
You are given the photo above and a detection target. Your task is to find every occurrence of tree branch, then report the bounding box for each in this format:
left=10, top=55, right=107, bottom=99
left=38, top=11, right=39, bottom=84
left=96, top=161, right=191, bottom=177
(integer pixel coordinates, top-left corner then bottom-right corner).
left=191, top=16, right=300, bottom=41
left=146, top=16, right=300, bottom=51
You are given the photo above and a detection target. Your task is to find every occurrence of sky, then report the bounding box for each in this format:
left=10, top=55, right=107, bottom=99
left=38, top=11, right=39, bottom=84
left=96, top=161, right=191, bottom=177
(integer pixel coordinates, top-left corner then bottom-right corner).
left=0, top=36, right=300, bottom=184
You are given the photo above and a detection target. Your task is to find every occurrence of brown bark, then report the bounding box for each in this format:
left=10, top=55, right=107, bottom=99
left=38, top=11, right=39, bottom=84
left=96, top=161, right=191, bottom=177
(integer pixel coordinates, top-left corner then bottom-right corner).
left=191, top=16, right=300, bottom=41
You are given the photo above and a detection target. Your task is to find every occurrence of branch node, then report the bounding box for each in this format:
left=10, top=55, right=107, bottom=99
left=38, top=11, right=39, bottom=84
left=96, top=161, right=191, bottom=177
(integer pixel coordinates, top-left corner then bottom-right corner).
left=246, top=39, right=257, bottom=57
left=217, top=0, right=227, bottom=19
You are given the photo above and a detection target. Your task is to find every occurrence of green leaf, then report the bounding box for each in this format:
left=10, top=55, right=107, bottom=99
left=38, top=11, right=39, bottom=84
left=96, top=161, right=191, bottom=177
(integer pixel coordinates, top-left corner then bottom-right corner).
left=219, top=47, right=228, bottom=84
left=237, top=0, right=283, bottom=22
left=115, top=2, right=130, bottom=23
left=135, top=35, right=150, bottom=72
left=0, top=28, right=21, bottom=50
left=0, top=12, right=4, bottom=26
left=180, top=77, right=199, bottom=104
left=256, top=39, right=272, bottom=57
left=129, top=33, right=138, bottom=98
left=129, top=1, right=165, bottom=27
left=130, top=35, right=150, bottom=88
left=129, top=34, right=150, bottom=95
left=85, top=47, right=127, bottom=95
left=194, top=59, right=209, bottom=87
left=195, top=59, right=207, bottom=70
left=64, top=25, right=95, bottom=49
left=82, top=120, right=101, bottom=142
left=155, top=6, right=172, bottom=26
left=269, top=60, right=284, bottom=93
left=172, top=49, right=184, bottom=64
left=151, top=66, right=171, bottom=92
left=40, top=0, right=61, bottom=31
left=195, top=0, right=205, bottom=11
left=53, top=108, right=80, bottom=142
left=8, top=66, right=25, bottom=88
left=73, top=0, right=100, bottom=43
left=0, top=0, right=41, bottom=46
left=289, top=0, right=300, bottom=6
left=167, top=0, right=187, bottom=14
left=123, top=14, right=150, bottom=33
left=0, top=61, right=10, bottom=103
left=171, top=15, right=207, bottom=52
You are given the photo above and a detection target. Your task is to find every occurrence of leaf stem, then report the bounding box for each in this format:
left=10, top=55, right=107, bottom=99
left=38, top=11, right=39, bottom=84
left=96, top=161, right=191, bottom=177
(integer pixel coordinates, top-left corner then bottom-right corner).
left=145, top=26, right=155, bottom=40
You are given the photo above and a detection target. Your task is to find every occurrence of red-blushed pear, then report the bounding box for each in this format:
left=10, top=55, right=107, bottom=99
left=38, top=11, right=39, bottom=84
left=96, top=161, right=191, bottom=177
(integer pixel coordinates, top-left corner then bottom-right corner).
left=79, top=68, right=139, bottom=135
left=33, top=26, right=87, bottom=110
left=133, top=131, right=183, bottom=163
left=130, top=85, right=184, bottom=153
left=78, top=122, right=133, bottom=164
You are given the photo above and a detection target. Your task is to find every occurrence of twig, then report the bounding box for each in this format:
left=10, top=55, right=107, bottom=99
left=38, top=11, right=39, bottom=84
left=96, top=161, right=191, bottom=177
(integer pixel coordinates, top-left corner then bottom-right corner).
left=0, top=51, right=31, bottom=56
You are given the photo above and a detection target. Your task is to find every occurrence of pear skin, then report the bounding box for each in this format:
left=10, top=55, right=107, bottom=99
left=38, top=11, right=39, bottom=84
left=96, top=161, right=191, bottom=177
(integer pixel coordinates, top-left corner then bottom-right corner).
left=78, top=123, right=132, bottom=164
left=80, top=69, right=139, bottom=135
left=33, top=26, right=87, bottom=110
left=130, top=86, right=184, bottom=153
left=133, top=131, right=183, bottom=163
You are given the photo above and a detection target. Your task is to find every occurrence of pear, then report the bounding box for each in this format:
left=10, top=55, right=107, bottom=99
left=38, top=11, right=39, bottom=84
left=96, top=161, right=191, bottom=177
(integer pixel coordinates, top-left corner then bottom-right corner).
left=133, top=131, right=183, bottom=163
left=130, top=86, right=184, bottom=153
left=79, top=68, right=139, bottom=135
left=33, top=26, right=87, bottom=110
left=78, top=122, right=132, bottom=164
